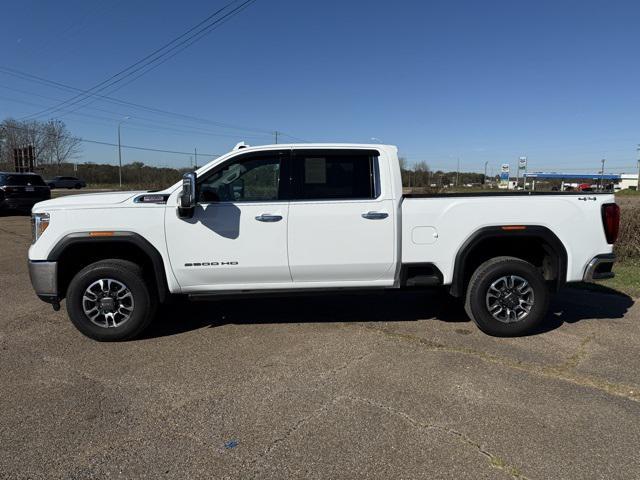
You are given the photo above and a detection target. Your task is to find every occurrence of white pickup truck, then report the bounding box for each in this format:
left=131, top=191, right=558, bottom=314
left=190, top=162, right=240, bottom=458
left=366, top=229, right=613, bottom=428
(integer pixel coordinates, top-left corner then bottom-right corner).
left=28, top=144, right=619, bottom=341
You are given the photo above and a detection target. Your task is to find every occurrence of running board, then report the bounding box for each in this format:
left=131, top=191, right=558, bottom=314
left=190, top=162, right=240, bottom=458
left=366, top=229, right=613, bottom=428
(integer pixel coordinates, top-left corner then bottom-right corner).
left=188, top=286, right=389, bottom=301
left=404, top=275, right=442, bottom=287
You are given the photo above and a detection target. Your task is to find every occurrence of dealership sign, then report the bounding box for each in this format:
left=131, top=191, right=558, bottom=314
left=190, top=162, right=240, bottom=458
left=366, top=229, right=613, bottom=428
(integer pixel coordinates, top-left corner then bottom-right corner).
left=519, top=156, right=527, bottom=170
left=500, top=163, right=510, bottom=187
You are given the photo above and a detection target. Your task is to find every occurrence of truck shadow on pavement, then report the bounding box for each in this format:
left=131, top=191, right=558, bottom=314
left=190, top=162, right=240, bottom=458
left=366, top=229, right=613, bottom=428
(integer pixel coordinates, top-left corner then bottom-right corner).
left=539, top=286, right=635, bottom=333
left=142, top=286, right=634, bottom=339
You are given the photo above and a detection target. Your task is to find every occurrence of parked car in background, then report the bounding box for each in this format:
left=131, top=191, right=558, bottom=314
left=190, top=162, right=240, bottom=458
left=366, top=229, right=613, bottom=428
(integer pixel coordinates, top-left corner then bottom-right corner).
left=46, top=176, right=86, bottom=189
left=0, top=172, right=51, bottom=213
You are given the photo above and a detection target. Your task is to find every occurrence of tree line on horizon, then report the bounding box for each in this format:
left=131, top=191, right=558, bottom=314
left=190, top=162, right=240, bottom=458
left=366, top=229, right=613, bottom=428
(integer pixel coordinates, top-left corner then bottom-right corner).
left=399, top=158, right=486, bottom=188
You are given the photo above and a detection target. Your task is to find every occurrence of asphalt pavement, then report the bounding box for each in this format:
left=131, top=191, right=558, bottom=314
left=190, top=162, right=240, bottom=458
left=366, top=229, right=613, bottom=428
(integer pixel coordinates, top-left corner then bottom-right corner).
left=1, top=213, right=638, bottom=479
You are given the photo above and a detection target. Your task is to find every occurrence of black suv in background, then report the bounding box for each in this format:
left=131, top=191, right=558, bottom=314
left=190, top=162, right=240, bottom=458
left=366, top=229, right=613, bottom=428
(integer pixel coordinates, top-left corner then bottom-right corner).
left=0, top=172, right=51, bottom=213
left=46, top=176, right=86, bottom=189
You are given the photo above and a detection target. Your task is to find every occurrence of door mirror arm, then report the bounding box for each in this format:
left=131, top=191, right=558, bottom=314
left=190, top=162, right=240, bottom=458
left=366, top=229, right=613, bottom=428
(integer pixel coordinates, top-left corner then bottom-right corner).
left=177, top=172, right=197, bottom=219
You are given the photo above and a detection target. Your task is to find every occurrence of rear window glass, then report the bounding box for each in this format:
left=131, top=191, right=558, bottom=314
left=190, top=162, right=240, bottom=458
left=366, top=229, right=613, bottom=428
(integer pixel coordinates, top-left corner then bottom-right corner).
left=292, top=150, right=379, bottom=200
left=0, top=174, right=46, bottom=186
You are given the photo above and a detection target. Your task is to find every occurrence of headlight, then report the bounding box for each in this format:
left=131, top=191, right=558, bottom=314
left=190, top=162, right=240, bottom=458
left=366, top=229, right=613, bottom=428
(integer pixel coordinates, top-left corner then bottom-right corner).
left=31, top=213, right=50, bottom=244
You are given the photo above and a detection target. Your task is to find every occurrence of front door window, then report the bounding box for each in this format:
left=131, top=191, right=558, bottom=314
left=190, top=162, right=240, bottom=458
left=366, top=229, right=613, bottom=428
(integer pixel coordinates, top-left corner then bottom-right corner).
left=199, top=155, right=281, bottom=203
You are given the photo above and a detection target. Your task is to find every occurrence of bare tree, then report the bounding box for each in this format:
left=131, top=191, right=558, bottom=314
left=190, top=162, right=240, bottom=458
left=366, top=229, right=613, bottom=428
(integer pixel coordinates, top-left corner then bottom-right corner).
left=1, top=119, right=31, bottom=164
left=414, top=160, right=430, bottom=173
left=0, top=118, right=81, bottom=167
left=42, top=120, right=81, bottom=167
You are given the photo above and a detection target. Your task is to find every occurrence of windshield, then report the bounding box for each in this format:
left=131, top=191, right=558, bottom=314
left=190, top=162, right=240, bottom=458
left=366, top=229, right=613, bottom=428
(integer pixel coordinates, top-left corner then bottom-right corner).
left=0, top=174, right=46, bottom=186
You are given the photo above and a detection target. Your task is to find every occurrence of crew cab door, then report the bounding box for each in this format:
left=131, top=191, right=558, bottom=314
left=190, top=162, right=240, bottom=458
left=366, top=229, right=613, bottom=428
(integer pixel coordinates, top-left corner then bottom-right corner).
left=165, top=150, right=292, bottom=291
left=287, top=149, right=396, bottom=285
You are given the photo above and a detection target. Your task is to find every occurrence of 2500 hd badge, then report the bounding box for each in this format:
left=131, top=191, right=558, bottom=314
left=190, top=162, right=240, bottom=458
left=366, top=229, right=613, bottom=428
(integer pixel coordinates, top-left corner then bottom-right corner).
left=184, top=261, right=239, bottom=267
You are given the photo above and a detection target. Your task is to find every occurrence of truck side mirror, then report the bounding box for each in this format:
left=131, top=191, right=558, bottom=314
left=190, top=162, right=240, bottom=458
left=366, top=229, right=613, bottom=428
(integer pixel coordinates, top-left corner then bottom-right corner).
left=177, top=172, right=197, bottom=219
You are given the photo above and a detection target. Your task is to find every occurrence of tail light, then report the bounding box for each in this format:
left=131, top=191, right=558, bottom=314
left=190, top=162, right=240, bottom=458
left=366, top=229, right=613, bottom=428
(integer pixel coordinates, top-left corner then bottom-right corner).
left=601, top=203, right=620, bottom=244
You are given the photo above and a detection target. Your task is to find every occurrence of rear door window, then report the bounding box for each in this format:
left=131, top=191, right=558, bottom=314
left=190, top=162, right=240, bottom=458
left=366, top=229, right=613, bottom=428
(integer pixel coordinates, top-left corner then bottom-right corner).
left=291, top=150, right=379, bottom=200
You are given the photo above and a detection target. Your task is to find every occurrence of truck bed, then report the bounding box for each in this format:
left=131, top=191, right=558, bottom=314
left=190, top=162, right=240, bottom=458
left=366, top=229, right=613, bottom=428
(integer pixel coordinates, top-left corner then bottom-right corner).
left=400, top=191, right=615, bottom=286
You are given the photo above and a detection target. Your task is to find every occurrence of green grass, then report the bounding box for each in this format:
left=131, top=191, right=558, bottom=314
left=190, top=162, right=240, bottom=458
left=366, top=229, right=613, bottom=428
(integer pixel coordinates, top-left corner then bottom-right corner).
left=616, top=188, right=640, bottom=196
left=598, top=262, right=640, bottom=298
left=578, top=261, right=640, bottom=298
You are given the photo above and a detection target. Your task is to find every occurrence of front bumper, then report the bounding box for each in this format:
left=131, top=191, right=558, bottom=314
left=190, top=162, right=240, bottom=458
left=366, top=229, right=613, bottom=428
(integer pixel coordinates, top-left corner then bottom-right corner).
left=28, top=260, right=60, bottom=305
left=583, top=254, right=616, bottom=282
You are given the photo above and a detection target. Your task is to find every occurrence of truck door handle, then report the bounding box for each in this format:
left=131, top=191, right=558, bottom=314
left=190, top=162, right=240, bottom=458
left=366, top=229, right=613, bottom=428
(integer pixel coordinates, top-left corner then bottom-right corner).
left=255, top=214, right=283, bottom=222
left=362, top=211, right=388, bottom=220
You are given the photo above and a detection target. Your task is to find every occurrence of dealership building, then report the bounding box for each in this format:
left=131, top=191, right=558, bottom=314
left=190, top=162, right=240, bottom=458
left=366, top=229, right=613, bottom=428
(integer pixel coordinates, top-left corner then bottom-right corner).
left=618, top=173, right=639, bottom=190
left=521, top=172, right=638, bottom=191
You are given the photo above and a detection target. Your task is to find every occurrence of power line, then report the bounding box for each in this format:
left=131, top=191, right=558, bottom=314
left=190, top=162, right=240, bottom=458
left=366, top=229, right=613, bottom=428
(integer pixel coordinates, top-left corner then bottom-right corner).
left=82, top=138, right=219, bottom=157
left=2, top=84, right=308, bottom=145
left=0, top=66, right=275, bottom=135
left=3, top=91, right=307, bottom=148
left=40, top=0, right=260, bottom=119
left=69, top=1, right=255, bottom=107
left=1, top=123, right=221, bottom=158
left=23, top=0, right=258, bottom=120
left=278, top=132, right=310, bottom=142
left=0, top=87, right=274, bottom=140
left=22, top=0, right=246, bottom=118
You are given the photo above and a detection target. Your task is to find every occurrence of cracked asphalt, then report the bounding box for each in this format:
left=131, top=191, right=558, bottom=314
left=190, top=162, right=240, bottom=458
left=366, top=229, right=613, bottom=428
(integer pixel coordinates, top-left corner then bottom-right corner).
left=1, top=213, right=639, bottom=479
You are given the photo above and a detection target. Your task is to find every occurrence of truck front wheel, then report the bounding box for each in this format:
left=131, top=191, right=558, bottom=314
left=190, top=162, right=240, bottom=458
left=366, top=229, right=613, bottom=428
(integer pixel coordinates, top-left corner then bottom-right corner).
left=66, top=259, right=156, bottom=341
left=464, top=256, right=549, bottom=336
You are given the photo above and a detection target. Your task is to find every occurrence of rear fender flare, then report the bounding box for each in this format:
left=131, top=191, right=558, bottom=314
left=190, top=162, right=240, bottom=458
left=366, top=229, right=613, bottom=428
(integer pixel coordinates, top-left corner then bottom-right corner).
left=449, top=225, right=567, bottom=297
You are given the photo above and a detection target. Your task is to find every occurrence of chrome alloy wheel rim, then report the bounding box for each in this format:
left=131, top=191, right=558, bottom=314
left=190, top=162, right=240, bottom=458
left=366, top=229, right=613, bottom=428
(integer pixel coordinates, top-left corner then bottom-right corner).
left=485, top=275, right=534, bottom=323
left=82, top=279, right=134, bottom=328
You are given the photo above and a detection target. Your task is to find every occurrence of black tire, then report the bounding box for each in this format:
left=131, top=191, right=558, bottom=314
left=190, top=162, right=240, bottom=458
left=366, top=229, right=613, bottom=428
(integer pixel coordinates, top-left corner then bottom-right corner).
left=74, top=183, right=81, bottom=189
left=464, top=256, right=549, bottom=337
left=66, top=259, right=156, bottom=341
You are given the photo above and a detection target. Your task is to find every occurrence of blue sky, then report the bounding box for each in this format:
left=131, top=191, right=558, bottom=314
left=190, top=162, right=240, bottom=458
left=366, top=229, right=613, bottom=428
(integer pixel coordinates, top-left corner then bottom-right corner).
left=1, top=0, right=639, bottom=175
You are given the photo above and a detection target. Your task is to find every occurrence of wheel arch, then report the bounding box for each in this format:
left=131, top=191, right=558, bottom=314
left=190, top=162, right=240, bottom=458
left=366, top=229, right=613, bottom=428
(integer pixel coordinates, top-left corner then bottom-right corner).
left=449, top=225, right=567, bottom=297
left=47, top=232, right=169, bottom=303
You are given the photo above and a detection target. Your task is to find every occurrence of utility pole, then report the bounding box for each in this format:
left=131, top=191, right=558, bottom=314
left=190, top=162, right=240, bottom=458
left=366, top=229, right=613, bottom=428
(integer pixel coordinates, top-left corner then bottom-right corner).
left=194, top=148, right=198, bottom=169
left=456, top=157, right=460, bottom=186
left=117, top=125, right=122, bottom=189
left=600, top=158, right=606, bottom=191
left=117, top=116, right=130, bottom=189
left=483, top=161, right=488, bottom=186
left=274, top=131, right=279, bottom=144
left=636, top=145, right=640, bottom=191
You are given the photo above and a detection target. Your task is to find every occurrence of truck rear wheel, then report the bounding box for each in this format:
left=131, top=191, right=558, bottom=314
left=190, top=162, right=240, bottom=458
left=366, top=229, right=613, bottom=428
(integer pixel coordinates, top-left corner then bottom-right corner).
left=464, top=256, right=549, bottom=336
left=66, top=259, right=156, bottom=341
